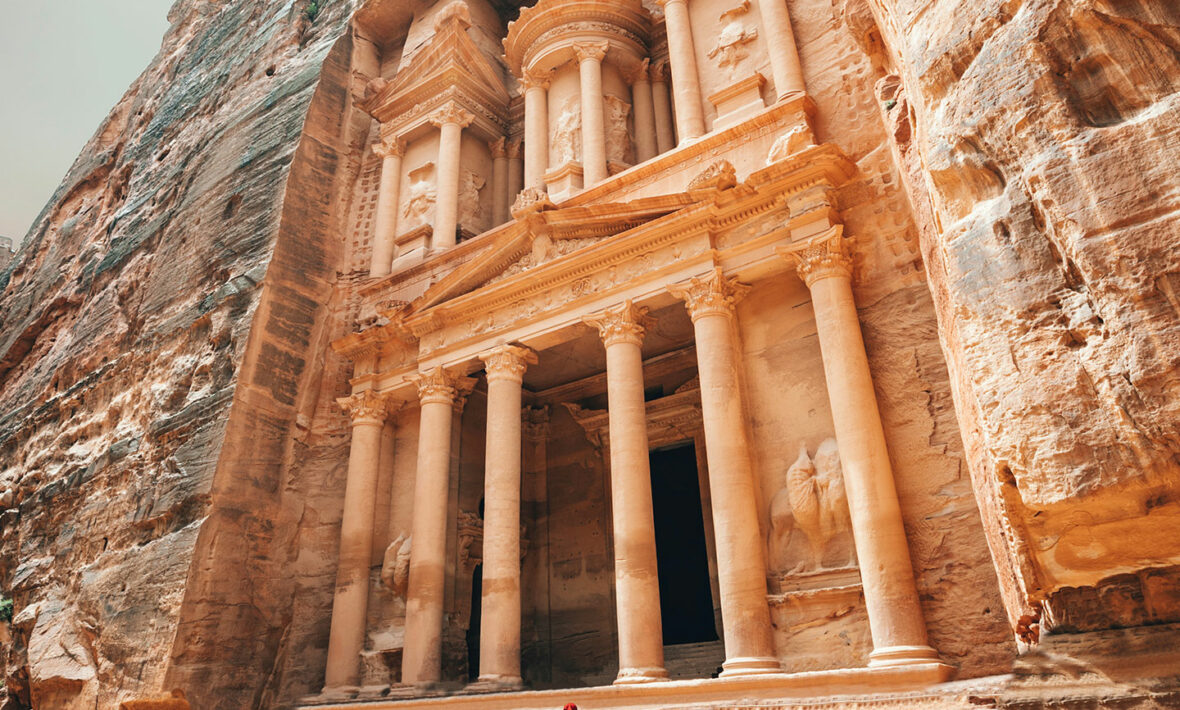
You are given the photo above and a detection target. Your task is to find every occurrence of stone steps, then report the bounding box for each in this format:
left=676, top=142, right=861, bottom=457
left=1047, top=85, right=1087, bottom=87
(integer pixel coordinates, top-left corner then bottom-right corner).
left=663, top=639, right=725, bottom=680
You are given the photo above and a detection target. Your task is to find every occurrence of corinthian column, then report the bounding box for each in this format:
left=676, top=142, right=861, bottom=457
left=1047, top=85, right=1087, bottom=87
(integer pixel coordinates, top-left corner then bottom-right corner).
left=756, top=0, right=806, bottom=99
left=475, top=345, right=538, bottom=688
left=521, top=71, right=551, bottom=191
left=650, top=62, right=676, bottom=154
left=370, top=137, right=406, bottom=278
left=490, top=137, right=510, bottom=227
left=656, top=0, right=706, bottom=142
left=625, top=59, right=658, bottom=163
left=574, top=41, right=611, bottom=186
left=667, top=270, right=781, bottom=676
left=402, top=367, right=477, bottom=686
left=780, top=228, right=941, bottom=668
left=583, top=301, right=668, bottom=684
left=430, top=103, right=475, bottom=250
left=324, top=391, right=390, bottom=692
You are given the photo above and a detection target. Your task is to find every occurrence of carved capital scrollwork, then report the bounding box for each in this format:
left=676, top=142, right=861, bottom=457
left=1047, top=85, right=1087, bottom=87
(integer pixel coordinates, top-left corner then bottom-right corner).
left=372, top=137, right=406, bottom=159
left=522, top=405, right=551, bottom=441
left=489, top=136, right=508, bottom=159
left=480, top=344, right=538, bottom=384
left=429, top=102, right=475, bottom=129
left=623, top=58, right=651, bottom=86
left=573, top=40, right=610, bottom=63
left=778, top=226, right=854, bottom=288
left=649, top=60, right=670, bottom=83
left=582, top=300, right=655, bottom=348
left=338, top=390, right=391, bottom=426
left=411, top=366, right=475, bottom=406
left=506, top=138, right=524, bottom=160
left=667, top=267, right=751, bottom=322
left=519, top=69, right=552, bottom=91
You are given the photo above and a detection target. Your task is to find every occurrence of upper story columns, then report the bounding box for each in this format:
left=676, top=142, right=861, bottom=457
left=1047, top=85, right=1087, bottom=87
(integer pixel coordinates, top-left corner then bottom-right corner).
left=431, top=103, right=476, bottom=251
left=757, top=0, right=806, bottom=98
left=521, top=71, right=551, bottom=192
left=575, top=41, right=611, bottom=186
left=369, top=137, right=406, bottom=278
left=655, top=0, right=705, bottom=142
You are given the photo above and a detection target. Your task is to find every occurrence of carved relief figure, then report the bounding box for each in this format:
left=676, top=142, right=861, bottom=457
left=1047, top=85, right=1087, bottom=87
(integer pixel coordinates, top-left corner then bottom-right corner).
left=380, top=533, right=412, bottom=597
left=552, top=97, right=582, bottom=165
left=766, top=123, right=817, bottom=164
left=458, top=169, right=485, bottom=231
left=769, top=439, right=855, bottom=574
left=402, top=162, right=437, bottom=229
left=708, top=1, right=759, bottom=70
left=604, top=95, right=634, bottom=165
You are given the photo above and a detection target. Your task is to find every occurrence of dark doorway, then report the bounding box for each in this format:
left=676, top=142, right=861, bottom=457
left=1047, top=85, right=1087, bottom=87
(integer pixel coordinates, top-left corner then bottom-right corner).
left=649, top=442, right=718, bottom=645
left=467, top=563, right=482, bottom=681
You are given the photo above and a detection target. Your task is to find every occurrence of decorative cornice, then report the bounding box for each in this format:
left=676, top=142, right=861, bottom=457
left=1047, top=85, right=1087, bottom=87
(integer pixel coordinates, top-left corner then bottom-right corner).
left=338, top=390, right=391, bottom=425
left=667, top=267, right=751, bottom=322
left=372, top=137, right=406, bottom=159
left=573, top=40, right=610, bottom=63
left=429, top=102, right=475, bottom=129
left=489, top=136, right=507, bottom=159
left=480, top=344, right=538, bottom=384
left=778, top=225, right=853, bottom=288
left=411, top=366, right=475, bottom=406
left=582, top=300, right=654, bottom=348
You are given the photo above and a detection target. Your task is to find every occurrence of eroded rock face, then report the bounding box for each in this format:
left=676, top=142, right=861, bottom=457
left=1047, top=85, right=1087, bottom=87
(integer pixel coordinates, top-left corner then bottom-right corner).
left=863, top=0, right=1180, bottom=624
left=0, top=0, right=359, bottom=707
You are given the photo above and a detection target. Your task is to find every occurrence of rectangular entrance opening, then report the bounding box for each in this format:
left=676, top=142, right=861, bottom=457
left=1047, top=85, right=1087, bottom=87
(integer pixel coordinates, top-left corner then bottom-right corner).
left=649, top=441, right=718, bottom=646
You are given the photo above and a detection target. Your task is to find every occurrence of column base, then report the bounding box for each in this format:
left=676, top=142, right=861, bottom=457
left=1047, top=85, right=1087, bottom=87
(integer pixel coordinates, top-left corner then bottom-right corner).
left=614, top=666, right=670, bottom=684
left=868, top=645, right=943, bottom=668
left=308, top=685, right=358, bottom=703
left=468, top=675, right=524, bottom=692
left=720, top=656, right=782, bottom=677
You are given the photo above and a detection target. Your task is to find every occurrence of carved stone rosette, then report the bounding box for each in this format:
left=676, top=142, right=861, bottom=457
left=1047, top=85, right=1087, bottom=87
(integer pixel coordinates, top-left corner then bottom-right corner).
left=337, top=390, right=390, bottom=426
left=667, top=267, right=751, bottom=322
left=410, top=366, right=475, bottom=406
left=582, top=300, right=655, bottom=347
left=429, top=102, right=475, bottom=129
left=480, top=344, right=538, bottom=384
left=779, top=226, right=853, bottom=287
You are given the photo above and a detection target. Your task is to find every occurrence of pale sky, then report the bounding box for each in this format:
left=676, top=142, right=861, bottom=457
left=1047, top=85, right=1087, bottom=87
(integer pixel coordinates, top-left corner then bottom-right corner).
left=0, top=0, right=173, bottom=246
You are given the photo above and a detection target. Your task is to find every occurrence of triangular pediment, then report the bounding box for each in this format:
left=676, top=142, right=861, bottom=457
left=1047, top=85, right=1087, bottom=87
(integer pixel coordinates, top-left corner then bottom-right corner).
left=409, top=194, right=698, bottom=314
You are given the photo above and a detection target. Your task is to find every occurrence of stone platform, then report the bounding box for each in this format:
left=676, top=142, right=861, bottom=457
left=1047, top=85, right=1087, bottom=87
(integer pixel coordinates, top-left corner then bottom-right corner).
left=300, top=662, right=957, bottom=709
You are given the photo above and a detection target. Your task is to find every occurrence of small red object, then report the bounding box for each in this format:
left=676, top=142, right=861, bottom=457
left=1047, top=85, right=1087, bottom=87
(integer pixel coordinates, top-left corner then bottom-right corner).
left=563, top=704, right=578, bottom=710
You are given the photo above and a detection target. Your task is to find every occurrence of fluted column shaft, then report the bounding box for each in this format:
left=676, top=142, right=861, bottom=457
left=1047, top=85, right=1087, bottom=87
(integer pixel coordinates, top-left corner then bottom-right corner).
left=522, top=74, right=550, bottom=190
left=324, top=392, right=389, bottom=691
left=668, top=271, right=780, bottom=676
left=431, top=104, right=474, bottom=250
left=402, top=368, right=475, bottom=686
left=475, top=345, right=538, bottom=686
left=658, top=0, right=706, bottom=141
left=650, top=63, right=676, bottom=154
left=757, top=0, right=806, bottom=98
left=584, top=302, right=668, bottom=684
left=783, top=230, right=940, bottom=668
left=575, top=42, right=610, bottom=186
left=627, top=60, right=658, bottom=162
left=490, top=138, right=510, bottom=226
left=370, top=139, right=405, bottom=277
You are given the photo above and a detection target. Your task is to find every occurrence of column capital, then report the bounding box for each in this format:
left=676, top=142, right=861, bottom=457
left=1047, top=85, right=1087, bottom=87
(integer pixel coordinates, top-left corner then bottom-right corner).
left=489, top=136, right=508, bottom=159
left=452, top=375, right=479, bottom=413
left=573, top=40, right=610, bottom=64
left=623, top=58, right=651, bottom=86
left=522, top=405, right=551, bottom=442
left=506, top=138, right=524, bottom=159
left=430, top=102, right=475, bottom=129
left=480, top=344, right=538, bottom=384
left=338, top=390, right=391, bottom=425
left=373, top=137, right=406, bottom=159
left=667, top=267, right=751, bottom=322
left=649, top=60, right=670, bottom=83
left=411, top=366, right=476, bottom=406
left=583, top=300, right=655, bottom=348
left=655, top=0, right=688, bottom=7
left=520, top=69, right=552, bottom=91
left=777, top=226, right=854, bottom=288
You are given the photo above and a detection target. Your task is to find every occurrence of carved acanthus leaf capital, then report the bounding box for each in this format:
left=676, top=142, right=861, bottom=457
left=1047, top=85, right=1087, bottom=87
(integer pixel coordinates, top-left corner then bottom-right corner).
left=411, top=366, right=476, bottom=406
left=506, top=138, right=524, bottom=159
left=338, top=390, right=392, bottom=425
left=522, top=405, right=551, bottom=441
left=778, top=226, right=854, bottom=287
left=489, top=136, right=508, bottom=159
left=430, top=102, right=475, bottom=129
left=573, top=40, right=610, bottom=63
left=519, top=70, right=552, bottom=91
left=582, top=300, right=655, bottom=348
left=667, top=267, right=751, bottom=322
left=649, top=60, right=670, bottom=83
left=623, top=58, right=651, bottom=85
left=480, top=344, right=538, bottom=383
left=372, top=137, right=406, bottom=159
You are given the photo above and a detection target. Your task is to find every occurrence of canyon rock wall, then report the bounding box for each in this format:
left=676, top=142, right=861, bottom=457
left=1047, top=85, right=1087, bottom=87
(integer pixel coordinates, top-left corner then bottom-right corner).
left=862, top=0, right=1180, bottom=630
left=0, top=1, right=362, bottom=707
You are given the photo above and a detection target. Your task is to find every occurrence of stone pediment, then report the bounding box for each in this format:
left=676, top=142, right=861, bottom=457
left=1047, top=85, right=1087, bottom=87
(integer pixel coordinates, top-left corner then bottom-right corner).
left=361, top=4, right=509, bottom=128
left=409, top=194, right=695, bottom=314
